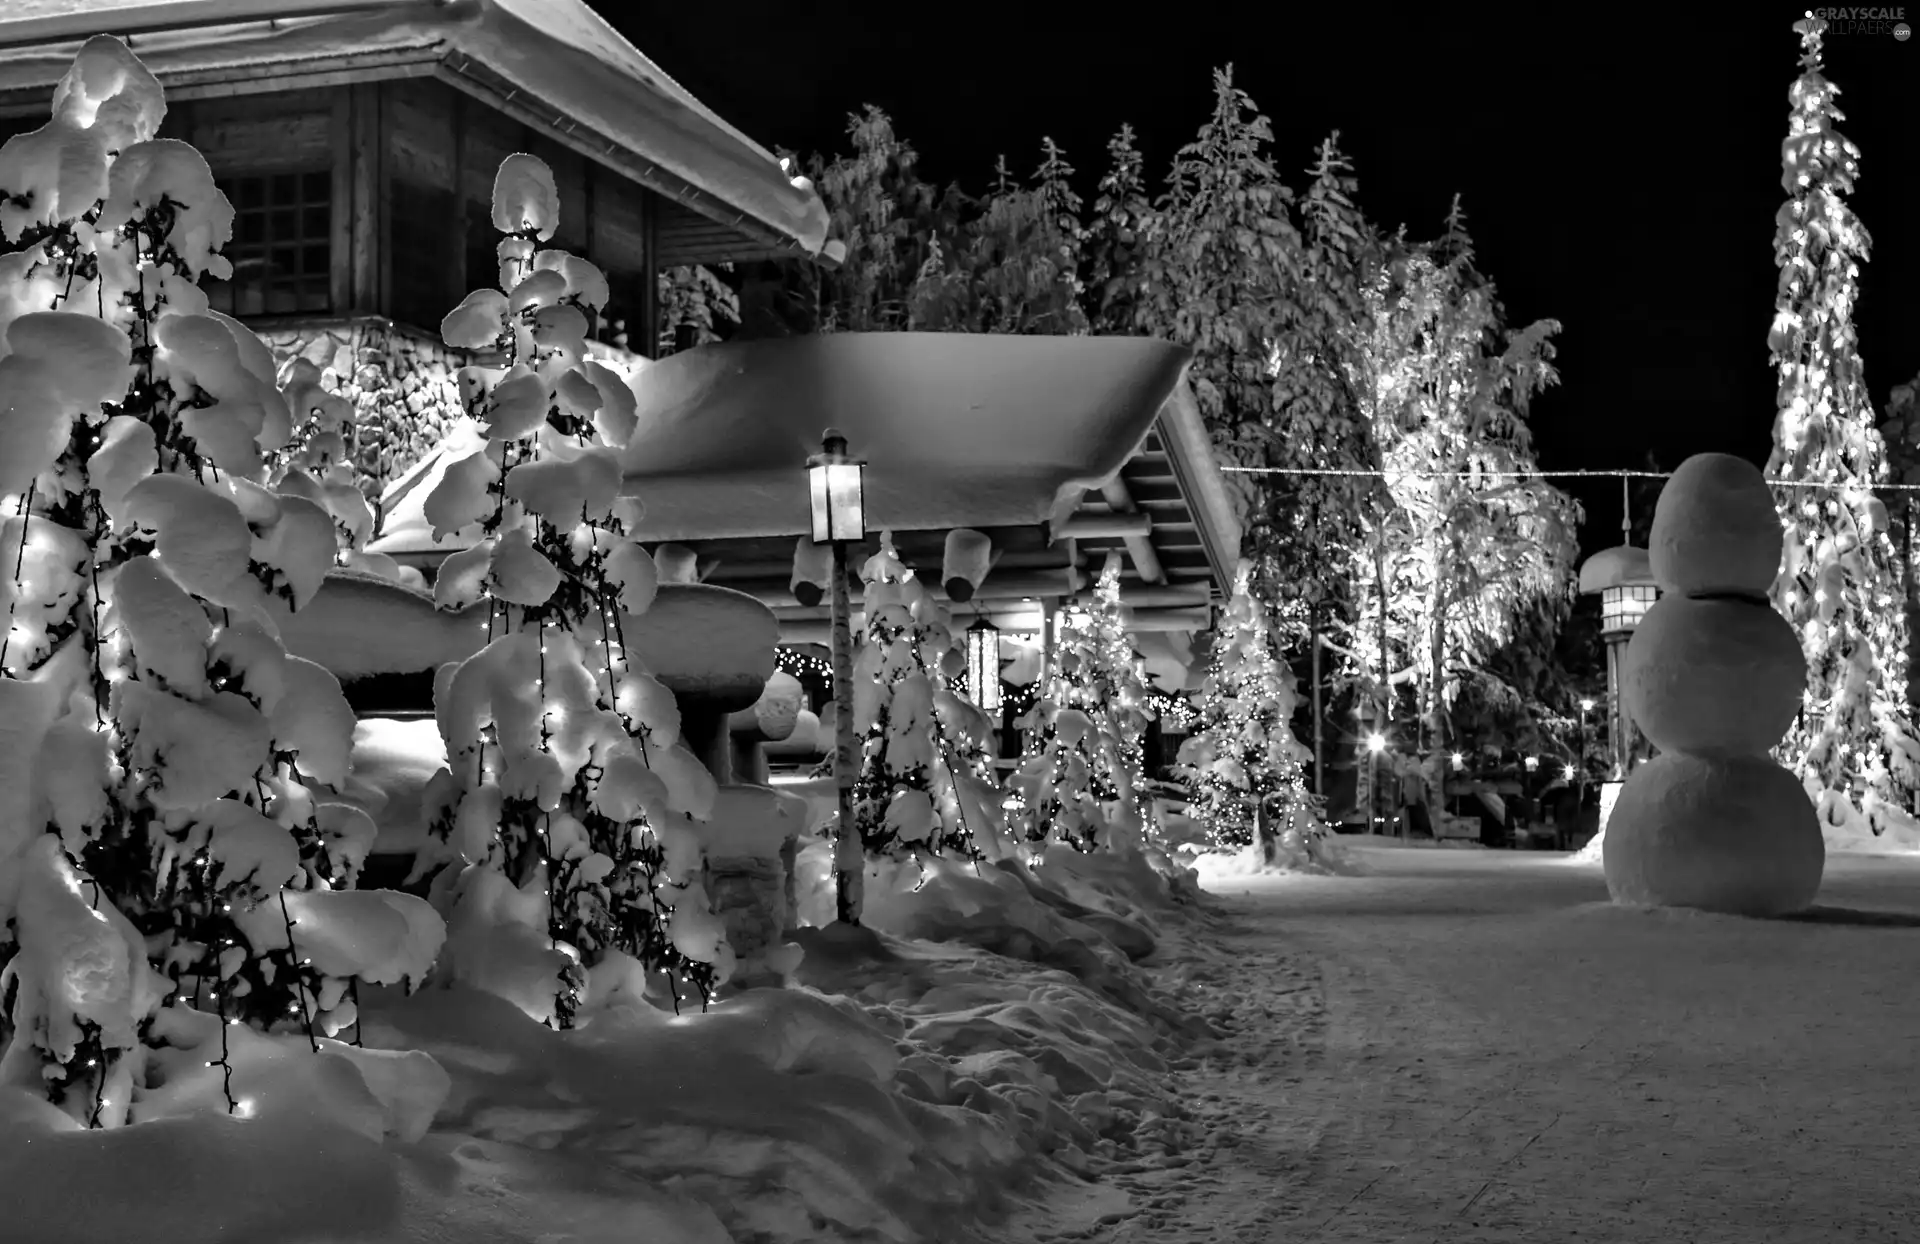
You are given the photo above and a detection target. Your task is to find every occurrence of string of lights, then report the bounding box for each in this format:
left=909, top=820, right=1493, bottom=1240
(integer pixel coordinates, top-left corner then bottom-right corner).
left=1220, top=465, right=1920, bottom=491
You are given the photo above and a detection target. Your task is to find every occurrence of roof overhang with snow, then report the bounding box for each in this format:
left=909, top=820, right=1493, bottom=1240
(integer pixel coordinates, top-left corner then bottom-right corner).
left=370, top=332, right=1240, bottom=658
left=0, top=0, right=834, bottom=262
left=1577, top=544, right=1654, bottom=593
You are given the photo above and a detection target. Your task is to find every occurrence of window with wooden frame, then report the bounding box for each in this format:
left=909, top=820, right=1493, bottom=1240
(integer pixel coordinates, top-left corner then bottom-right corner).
left=204, top=170, right=332, bottom=317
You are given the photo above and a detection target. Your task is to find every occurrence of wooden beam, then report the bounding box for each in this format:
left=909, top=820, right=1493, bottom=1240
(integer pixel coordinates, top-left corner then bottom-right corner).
left=347, top=82, right=383, bottom=313
left=1057, top=512, right=1153, bottom=540
left=756, top=577, right=1210, bottom=613
left=447, top=88, right=469, bottom=315
left=1100, top=478, right=1167, bottom=586
left=638, top=189, right=661, bottom=358
left=778, top=604, right=1210, bottom=646
left=328, top=88, right=352, bottom=314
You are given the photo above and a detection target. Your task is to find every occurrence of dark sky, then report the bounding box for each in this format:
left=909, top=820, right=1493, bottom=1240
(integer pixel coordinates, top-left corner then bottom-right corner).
left=615, top=4, right=1920, bottom=557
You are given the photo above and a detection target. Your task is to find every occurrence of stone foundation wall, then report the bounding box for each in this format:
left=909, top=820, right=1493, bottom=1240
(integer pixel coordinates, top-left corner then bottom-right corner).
left=257, top=316, right=465, bottom=508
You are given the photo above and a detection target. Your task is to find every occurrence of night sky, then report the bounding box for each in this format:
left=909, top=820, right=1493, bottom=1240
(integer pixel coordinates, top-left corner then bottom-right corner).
left=619, top=4, right=1920, bottom=556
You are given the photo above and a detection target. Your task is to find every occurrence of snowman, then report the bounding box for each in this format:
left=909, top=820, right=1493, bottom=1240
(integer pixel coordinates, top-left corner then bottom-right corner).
left=1603, top=453, right=1824, bottom=916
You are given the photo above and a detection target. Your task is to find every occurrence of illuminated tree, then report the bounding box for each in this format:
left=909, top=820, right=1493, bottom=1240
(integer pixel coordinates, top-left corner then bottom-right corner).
left=0, top=38, right=431, bottom=1125
left=1174, top=566, right=1320, bottom=856
left=847, top=537, right=994, bottom=860
left=419, top=153, right=726, bottom=1027
left=1012, top=558, right=1153, bottom=851
left=1766, top=14, right=1920, bottom=838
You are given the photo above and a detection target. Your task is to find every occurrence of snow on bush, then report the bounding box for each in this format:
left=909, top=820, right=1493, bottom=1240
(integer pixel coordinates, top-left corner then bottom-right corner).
left=417, top=152, right=725, bottom=1027
left=0, top=36, right=443, bottom=1130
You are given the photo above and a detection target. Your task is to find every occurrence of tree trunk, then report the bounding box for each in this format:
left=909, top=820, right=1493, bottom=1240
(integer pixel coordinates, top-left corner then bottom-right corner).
left=1423, top=529, right=1450, bottom=839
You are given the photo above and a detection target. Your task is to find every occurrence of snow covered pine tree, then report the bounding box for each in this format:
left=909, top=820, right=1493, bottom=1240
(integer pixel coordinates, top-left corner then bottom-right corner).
left=1765, top=14, right=1920, bottom=840
left=849, top=535, right=1008, bottom=870
left=418, top=152, right=729, bottom=1028
left=1175, top=564, right=1322, bottom=864
left=0, top=37, right=442, bottom=1127
left=1013, top=557, right=1154, bottom=852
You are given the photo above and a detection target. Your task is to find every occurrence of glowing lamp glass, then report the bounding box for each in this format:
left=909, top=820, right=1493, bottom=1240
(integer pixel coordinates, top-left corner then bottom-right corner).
left=965, top=616, right=1002, bottom=713
left=1365, top=733, right=1386, bottom=754
left=1601, top=582, right=1658, bottom=635
left=806, top=430, right=866, bottom=544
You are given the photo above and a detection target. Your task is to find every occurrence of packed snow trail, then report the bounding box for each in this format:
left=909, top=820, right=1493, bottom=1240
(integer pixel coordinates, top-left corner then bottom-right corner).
left=1007, top=842, right=1920, bottom=1244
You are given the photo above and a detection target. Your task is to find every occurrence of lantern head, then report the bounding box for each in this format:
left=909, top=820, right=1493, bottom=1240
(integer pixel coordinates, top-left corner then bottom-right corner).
left=1365, top=732, right=1386, bottom=754
left=1600, top=582, right=1658, bottom=635
left=806, top=428, right=866, bottom=544
left=964, top=616, right=1002, bottom=713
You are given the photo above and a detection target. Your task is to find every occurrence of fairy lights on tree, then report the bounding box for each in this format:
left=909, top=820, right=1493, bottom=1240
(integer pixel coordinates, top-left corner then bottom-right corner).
left=1765, top=14, right=1920, bottom=839
left=1012, top=558, right=1154, bottom=851
left=0, top=38, right=437, bottom=1127
left=848, top=537, right=1009, bottom=861
left=417, top=153, right=727, bottom=1027
left=1174, top=564, right=1320, bottom=855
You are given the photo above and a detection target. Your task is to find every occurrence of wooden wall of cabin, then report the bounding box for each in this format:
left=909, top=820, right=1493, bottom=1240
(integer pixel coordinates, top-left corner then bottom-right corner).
left=152, top=77, right=660, bottom=353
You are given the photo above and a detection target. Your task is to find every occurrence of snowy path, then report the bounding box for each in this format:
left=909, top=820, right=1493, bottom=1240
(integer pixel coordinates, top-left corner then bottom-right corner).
left=1009, top=844, right=1920, bottom=1244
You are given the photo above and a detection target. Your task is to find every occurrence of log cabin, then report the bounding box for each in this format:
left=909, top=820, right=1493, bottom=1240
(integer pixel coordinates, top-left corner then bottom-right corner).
left=0, top=0, right=837, bottom=493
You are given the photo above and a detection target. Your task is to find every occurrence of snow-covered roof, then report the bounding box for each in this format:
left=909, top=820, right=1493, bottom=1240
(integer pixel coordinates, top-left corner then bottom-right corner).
left=1577, top=544, right=1655, bottom=593
left=0, top=0, right=832, bottom=259
left=371, top=332, right=1195, bottom=555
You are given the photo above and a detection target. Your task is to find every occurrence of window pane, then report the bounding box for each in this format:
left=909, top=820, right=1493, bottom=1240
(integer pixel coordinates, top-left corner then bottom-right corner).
left=269, top=208, right=296, bottom=240
left=269, top=173, right=297, bottom=202
left=302, top=205, right=329, bottom=237
left=238, top=285, right=265, bottom=317
left=238, top=212, right=265, bottom=244
left=233, top=178, right=263, bottom=209
left=302, top=171, right=330, bottom=201
left=301, top=244, right=328, bottom=275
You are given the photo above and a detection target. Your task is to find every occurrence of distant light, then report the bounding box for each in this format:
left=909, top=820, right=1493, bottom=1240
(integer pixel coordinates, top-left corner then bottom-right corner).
left=1579, top=697, right=1595, bottom=712
left=1563, top=764, right=1576, bottom=780
left=1524, top=755, right=1539, bottom=771
left=1449, top=751, right=1464, bottom=768
left=1365, top=733, right=1386, bottom=754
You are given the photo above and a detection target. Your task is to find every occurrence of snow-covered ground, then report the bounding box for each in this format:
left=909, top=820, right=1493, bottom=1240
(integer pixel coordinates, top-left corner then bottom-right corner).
left=1005, top=840, right=1920, bottom=1243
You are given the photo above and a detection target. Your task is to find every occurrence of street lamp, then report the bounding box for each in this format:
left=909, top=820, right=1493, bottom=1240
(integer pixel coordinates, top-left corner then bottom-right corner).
left=1577, top=697, right=1595, bottom=811
left=1364, top=730, right=1386, bottom=835
left=965, top=615, right=1002, bottom=713
left=807, top=429, right=865, bottom=925
left=1578, top=539, right=1659, bottom=836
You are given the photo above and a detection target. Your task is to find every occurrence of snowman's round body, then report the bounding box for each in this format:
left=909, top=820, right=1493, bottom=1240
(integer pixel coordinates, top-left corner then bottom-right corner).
left=1603, top=453, right=1824, bottom=916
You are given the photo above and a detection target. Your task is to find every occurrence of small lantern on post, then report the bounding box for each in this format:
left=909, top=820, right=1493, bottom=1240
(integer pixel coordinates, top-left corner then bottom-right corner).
left=806, top=429, right=866, bottom=926
left=807, top=431, right=866, bottom=543
left=965, top=615, right=1002, bottom=713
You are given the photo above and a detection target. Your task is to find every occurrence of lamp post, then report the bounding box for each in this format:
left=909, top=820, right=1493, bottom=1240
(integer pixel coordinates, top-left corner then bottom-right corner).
left=807, top=429, right=866, bottom=926
left=1577, top=696, right=1594, bottom=810
left=1307, top=598, right=1332, bottom=799
left=1577, top=482, right=1661, bottom=834
left=1365, top=729, right=1387, bottom=835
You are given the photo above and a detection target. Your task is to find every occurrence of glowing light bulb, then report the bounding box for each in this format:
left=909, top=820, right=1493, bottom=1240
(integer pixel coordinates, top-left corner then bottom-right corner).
left=1365, top=733, right=1386, bottom=754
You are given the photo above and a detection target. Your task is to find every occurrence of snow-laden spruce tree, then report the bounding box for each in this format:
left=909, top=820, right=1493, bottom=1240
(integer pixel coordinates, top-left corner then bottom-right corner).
left=1765, top=14, right=1920, bottom=839
left=1174, top=565, right=1322, bottom=861
left=0, top=37, right=441, bottom=1128
left=1011, top=558, right=1153, bottom=852
left=849, top=536, right=1009, bottom=870
left=417, top=153, right=729, bottom=1027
